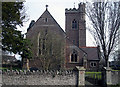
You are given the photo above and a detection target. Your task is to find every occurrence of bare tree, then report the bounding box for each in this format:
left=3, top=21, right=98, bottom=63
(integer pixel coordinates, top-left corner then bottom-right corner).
left=38, top=29, right=65, bottom=70
left=86, top=1, right=120, bottom=67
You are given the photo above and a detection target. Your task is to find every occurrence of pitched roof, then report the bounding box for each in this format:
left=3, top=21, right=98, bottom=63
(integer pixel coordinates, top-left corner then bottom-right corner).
left=27, top=9, right=66, bottom=36
left=80, top=47, right=99, bottom=61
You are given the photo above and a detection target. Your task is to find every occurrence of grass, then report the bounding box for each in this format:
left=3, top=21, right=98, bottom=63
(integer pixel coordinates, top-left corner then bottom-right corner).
left=0, top=67, right=8, bottom=69
left=112, top=70, right=120, bottom=71
left=85, top=72, right=101, bottom=74
left=0, top=67, right=9, bottom=71
left=0, top=67, right=22, bottom=71
left=85, top=72, right=102, bottom=80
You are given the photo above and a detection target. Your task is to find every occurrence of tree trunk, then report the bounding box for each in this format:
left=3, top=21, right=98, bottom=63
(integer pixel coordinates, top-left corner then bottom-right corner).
left=105, top=59, right=109, bottom=68
left=22, top=58, right=29, bottom=70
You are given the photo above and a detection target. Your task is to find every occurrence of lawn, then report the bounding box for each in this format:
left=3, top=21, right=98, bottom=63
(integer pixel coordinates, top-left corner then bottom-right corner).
left=0, top=67, right=8, bottom=70
left=85, top=72, right=102, bottom=80
left=0, top=67, right=21, bottom=71
left=112, top=70, right=120, bottom=71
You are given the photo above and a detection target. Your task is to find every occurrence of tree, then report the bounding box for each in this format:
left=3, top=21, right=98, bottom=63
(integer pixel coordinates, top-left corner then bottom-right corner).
left=37, top=29, right=64, bottom=70
left=86, top=1, right=120, bottom=67
left=2, top=2, right=32, bottom=60
left=112, top=50, right=120, bottom=69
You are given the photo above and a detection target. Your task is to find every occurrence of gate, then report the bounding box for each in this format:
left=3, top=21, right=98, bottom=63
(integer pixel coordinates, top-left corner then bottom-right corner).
left=85, top=71, right=102, bottom=86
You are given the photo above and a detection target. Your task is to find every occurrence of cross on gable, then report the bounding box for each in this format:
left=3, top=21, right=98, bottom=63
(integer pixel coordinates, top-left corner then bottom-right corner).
left=46, top=5, right=48, bottom=10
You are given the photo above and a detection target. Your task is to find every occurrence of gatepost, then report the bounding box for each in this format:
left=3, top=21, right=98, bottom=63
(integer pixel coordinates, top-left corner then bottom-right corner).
left=0, top=70, right=2, bottom=87
left=76, top=66, right=86, bottom=87
left=102, top=67, right=112, bottom=86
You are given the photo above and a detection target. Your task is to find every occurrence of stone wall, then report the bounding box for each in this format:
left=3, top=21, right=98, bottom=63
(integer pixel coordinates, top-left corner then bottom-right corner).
left=1, top=69, right=120, bottom=86
left=2, top=70, right=77, bottom=86
left=111, top=71, right=120, bottom=85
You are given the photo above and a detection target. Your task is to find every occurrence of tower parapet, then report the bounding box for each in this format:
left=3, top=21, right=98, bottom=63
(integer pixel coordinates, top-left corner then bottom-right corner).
left=65, top=3, right=85, bottom=13
left=65, top=8, right=78, bottom=13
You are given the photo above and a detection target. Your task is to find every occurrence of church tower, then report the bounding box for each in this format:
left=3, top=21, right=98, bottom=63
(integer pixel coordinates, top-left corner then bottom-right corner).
left=65, top=3, right=86, bottom=47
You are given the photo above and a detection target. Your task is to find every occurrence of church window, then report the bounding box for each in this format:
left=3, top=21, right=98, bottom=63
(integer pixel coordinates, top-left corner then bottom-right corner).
left=81, top=7, right=83, bottom=11
left=72, top=19, right=77, bottom=29
left=39, top=48, right=41, bottom=55
left=42, top=43, right=45, bottom=50
left=90, top=62, right=97, bottom=67
left=42, top=38, right=46, bottom=49
left=40, top=38, right=46, bottom=55
left=81, top=15, right=83, bottom=20
left=73, top=40, right=75, bottom=44
left=39, top=37, right=42, bottom=55
left=39, top=29, right=49, bottom=55
left=45, top=29, right=48, bottom=36
left=71, top=50, right=78, bottom=62
left=45, top=18, right=48, bottom=22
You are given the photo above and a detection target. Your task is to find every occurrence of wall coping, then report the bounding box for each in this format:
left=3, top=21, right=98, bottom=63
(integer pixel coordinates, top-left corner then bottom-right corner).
left=1, top=70, right=75, bottom=76
left=76, top=66, right=86, bottom=71
left=103, top=67, right=112, bottom=71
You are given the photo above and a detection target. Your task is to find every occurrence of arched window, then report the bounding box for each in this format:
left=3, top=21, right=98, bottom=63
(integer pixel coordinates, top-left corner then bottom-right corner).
left=90, top=62, right=97, bottom=67
left=72, top=19, right=77, bottom=29
left=39, top=30, right=48, bottom=55
left=39, top=38, right=46, bottom=55
left=71, top=50, right=78, bottom=62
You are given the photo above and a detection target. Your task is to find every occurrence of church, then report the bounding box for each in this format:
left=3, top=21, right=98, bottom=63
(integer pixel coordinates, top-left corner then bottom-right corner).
left=25, top=3, right=100, bottom=70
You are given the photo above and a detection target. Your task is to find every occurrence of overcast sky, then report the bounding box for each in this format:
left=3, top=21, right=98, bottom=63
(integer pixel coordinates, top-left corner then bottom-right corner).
left=18, top=0, right=95, bottom=47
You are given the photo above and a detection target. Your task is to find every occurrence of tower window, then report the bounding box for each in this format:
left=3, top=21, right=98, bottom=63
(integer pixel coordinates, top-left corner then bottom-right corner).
left=72, top=19, right=77, bottom=29
left=71, top=50, right=78, bottom=62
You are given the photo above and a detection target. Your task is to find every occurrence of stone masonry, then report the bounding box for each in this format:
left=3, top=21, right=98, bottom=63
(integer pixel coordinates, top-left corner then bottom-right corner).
left=2, top=70, right=77, bottom=86
left=1, top=68, right=120, bottom=86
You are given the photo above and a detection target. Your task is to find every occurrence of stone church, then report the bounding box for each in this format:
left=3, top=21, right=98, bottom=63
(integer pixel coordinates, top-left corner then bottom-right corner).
left=25, top=3, right=100, bottom=70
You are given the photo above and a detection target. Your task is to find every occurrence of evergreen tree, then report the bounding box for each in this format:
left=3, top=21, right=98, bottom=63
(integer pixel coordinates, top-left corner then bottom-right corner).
left=2, top=2, right=32, bottom=59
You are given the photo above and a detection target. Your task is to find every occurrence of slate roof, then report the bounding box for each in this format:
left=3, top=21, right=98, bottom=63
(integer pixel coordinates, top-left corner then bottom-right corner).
left=80, top=47, right=100, bottom=61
